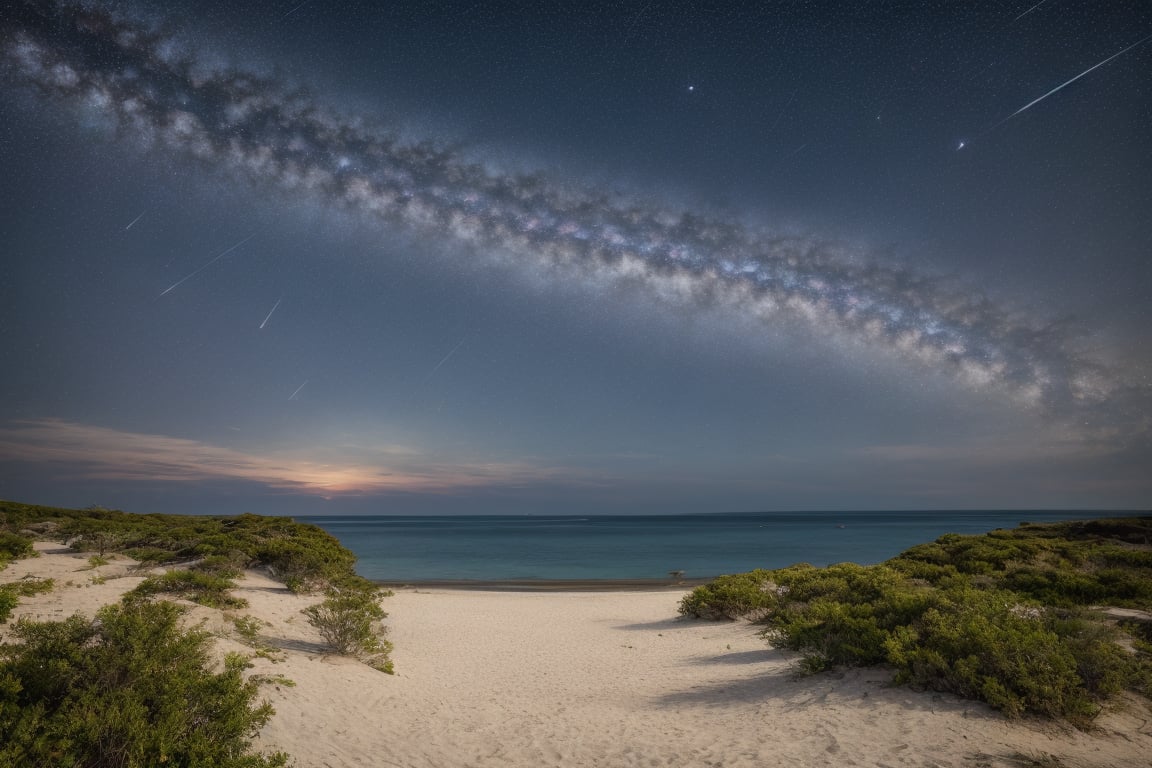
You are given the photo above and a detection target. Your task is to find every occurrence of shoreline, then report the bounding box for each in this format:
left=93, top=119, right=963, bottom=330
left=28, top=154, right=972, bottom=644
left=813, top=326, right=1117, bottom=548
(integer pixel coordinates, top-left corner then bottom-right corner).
left=375, top=577, right=713, bottom=592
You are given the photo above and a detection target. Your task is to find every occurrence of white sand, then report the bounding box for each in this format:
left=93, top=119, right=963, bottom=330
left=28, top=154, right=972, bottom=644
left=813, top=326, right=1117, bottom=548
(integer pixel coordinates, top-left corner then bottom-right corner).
left=5, top=543, right=1152, bottom=768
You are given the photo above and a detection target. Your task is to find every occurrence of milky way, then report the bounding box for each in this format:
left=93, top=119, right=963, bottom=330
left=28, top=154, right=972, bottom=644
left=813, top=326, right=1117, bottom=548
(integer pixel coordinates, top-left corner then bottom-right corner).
left=2, top=2, right=1143, bottom=436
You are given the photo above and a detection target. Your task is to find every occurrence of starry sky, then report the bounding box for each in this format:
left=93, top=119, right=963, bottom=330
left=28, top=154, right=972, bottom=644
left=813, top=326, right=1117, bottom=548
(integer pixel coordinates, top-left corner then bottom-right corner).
left=1, top=0, right=1150, bottom=516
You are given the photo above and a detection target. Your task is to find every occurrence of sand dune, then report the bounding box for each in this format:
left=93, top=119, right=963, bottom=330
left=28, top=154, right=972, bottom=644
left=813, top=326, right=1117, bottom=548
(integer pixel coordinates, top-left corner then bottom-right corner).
left=4, top=543, right=1151, bottom=767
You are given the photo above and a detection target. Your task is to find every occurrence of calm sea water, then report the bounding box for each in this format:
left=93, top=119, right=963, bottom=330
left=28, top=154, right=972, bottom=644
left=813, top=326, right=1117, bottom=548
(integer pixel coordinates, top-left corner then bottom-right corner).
left=298, top=511, right=1117, bottom=582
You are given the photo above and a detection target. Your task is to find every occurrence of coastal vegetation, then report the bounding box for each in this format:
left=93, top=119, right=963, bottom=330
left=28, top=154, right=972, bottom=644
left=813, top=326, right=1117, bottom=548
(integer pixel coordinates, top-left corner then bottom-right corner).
left=0, top=599, right=288, bottom=767
left=680, top=516, right=1152, bottom=723
left=126, top=569, right=250, bottom=610
left=303, top=581, right=396, bottom=673
left=0, top=499, right=393, bottom=765
left=0, top=500, right=356, bottom=593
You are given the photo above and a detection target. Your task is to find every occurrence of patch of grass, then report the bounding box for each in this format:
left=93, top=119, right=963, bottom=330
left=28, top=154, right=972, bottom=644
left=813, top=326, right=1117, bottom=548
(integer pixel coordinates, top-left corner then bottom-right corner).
left=250, top=674, right=296, bottom=688
left=0, top=577, right=54, bottom=624
left=85, top=554, right=110, bottom=568
left=231, top=614, right=285, bottom=662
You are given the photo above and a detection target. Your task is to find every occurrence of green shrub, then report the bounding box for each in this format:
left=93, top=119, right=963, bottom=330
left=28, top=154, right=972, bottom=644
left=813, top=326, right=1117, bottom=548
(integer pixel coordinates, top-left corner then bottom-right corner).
left=2, top=500, right=365, bottom=595
left=888, top=518, right=1152, bottom=610
left=885, top=588, right=1105, bottom=720
left=256, top=538, right=356, bottom=594
left=127, top=569, right=248, bottom=610
left=233, top=615, right=270, bottom=646
left=86, top=554, right=110, bottom=569
left=751, top=564, right=929, bottom=670
left=0, top=532, right=34, bottom=560
left=0, top=592, right=15, bottom=624
left=678, top=569, right=781, bottom=620
left=121, top=546, right=180, bottom=566
left=303, top=582, right=394, bottom=673
left=683, top=517, right=1152, bottom=723
left=0, top=599, right=287, bottom=767
left=193, top=553, right=247, bottom=579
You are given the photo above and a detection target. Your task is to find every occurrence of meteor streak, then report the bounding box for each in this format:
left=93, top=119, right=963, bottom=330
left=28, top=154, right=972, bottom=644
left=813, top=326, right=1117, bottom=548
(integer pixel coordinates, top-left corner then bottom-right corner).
left=1012, top=0, right=1050, bottom=23
left=994, top=33, right=1152, bottom=127
left=426, top=335, right=469, bottom=379
left=124, top=211, right=144, bottom=230
left=259, top=297, right=283, bottom=329
left=158, top=233, right=256, bottom=298
left=281, top=0, right=315, bottom=19
left=288, top=380, right=308, bottom=400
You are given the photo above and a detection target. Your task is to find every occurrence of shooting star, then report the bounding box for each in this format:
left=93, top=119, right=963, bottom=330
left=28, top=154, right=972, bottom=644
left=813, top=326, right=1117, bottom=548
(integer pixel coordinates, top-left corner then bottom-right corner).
left=994, top=32, right=1152, bottom=128
left=259, top=297, right=283, bottom=329
left=288, top=380, right=308, bottom=400
left=781, top=142, right=808, bottom=160
left=1013, top=0, right=1051, bottom=23
left=281, top=0, right=315, bottom=19
left=158, top=233, right=256, bottom=297
left=124, top=211, right=145, bottom=230
left=425, top=335, right=469, bottom=379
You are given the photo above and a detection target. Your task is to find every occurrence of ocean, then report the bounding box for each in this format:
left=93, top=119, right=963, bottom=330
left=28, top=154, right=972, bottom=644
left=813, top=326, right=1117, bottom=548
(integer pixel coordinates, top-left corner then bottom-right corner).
left=298, top=510, right=1119, bottom=582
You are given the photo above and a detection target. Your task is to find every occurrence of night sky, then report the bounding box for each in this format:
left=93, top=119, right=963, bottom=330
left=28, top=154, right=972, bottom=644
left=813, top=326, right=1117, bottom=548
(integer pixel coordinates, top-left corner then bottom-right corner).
left=1, top=0, right=1149, bottom=516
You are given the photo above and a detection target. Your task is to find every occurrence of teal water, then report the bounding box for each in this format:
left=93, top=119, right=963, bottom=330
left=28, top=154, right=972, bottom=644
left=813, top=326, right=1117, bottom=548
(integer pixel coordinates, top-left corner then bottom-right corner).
left=299, top=511, right=1118, bottom=582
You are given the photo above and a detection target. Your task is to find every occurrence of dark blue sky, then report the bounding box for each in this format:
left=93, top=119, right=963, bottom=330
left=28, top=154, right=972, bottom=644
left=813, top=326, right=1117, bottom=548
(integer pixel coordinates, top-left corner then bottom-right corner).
left=1, top=0, right=1149, bottom=515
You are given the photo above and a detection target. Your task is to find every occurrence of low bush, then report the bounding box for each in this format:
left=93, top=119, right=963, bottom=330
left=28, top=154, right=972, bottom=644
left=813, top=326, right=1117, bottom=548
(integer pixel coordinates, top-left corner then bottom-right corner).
left=678, top=569, right=781, bottom=620
left=885, top=588, right=1114, bottom=720
left=0, top=532, right=34, bottom=561
left=0, top=500, right=365, bottom=594
left=121, top=546, right=181, bottom=566
left=255, top=537, right=357, bottom=594
left=760, top=564, right=935, bottom=673
left=303, top=580, right=394, bottom=673
left=0, top=592, right=15, bottom=624
left=680, top=517, right=1152, bottom=723
left=0, top=599, right=287, bottom=767
left=193, top=553, right=247, bottom=579
left=127, top=569, right=248, bottom=610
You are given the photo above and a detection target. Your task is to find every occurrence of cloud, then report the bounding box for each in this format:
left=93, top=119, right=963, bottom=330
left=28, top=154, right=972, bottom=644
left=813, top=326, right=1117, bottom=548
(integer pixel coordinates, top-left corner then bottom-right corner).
left=0, top=418, right=581, bottom=496
left=856, top=435, right=1118, bottom=465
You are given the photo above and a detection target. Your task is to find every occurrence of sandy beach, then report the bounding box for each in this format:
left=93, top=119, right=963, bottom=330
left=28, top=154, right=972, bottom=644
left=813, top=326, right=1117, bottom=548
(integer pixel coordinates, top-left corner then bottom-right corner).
left=4, top=543, right=1151, bottom=768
